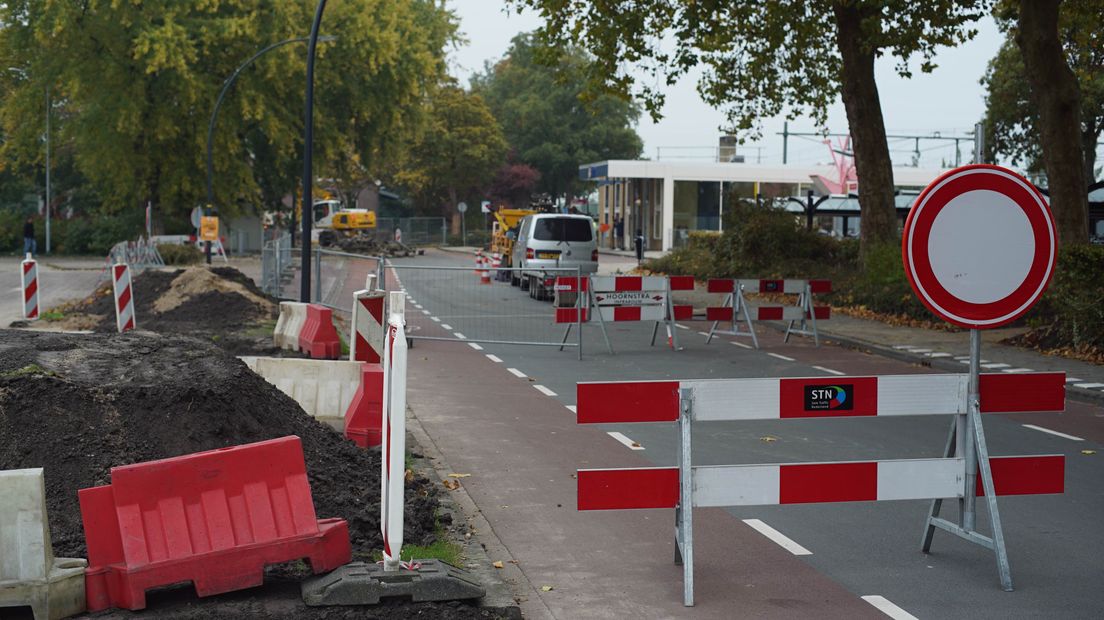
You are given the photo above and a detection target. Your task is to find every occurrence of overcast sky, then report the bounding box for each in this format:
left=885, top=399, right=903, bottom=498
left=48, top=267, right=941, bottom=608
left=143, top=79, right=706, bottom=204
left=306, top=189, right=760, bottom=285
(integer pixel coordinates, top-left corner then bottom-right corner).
left=446, top=1, right=1005, bottom=169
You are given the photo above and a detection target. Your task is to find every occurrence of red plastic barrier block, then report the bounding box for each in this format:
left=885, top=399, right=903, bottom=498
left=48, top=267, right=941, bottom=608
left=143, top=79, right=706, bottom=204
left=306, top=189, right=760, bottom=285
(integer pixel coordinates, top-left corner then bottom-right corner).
left=345, top=363, right=384, bottom=448
left=707, top=279, right=734, bottom=294
left=555, top=307, right=588, bottom=323
left=578, top=467, right=679, bottom=510
left=79, top=436, right=351, bottom=611
left=299, top=304, right=341, bottom=359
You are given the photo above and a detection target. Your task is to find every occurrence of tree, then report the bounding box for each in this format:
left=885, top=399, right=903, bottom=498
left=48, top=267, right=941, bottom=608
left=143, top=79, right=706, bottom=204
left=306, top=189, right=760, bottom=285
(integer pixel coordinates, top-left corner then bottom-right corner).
left=0, top=0, right=454, bottom=232
left=396, top=85, right=507, bottom=234
left=471, top=33, right=642, bottom=204
left=983, top=1, right=1099, bottom=245
left=510, top=1, right=988, bottom=260
left=488, top=161, right=541, bottom=210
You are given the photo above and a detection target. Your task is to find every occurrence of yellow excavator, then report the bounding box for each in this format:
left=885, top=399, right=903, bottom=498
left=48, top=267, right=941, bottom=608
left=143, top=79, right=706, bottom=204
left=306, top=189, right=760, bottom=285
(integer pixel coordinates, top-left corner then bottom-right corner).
left=491, top=208, right=537, bottom=268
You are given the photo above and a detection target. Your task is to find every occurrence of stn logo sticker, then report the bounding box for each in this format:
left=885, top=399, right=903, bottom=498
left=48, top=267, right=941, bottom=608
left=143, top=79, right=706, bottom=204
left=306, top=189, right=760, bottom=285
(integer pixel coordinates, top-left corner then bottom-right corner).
left=804, top=385, right=852, bottom=411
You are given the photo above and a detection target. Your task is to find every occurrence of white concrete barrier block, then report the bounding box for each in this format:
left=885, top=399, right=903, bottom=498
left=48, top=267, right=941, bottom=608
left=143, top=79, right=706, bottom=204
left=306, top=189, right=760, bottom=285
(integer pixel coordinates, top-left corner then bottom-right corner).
left=283, top=302, right=309, bottom=352
left=0, top=468, right=87, bottom=620
left=238, top=357, right=360, bottom=432
left=274, top=302, right=293, bottom=348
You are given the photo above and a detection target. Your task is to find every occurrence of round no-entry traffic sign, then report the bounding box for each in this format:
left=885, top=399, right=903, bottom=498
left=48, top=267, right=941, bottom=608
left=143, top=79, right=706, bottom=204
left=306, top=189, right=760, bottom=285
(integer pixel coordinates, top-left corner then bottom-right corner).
left=902, top=164, right=1057, bottom=329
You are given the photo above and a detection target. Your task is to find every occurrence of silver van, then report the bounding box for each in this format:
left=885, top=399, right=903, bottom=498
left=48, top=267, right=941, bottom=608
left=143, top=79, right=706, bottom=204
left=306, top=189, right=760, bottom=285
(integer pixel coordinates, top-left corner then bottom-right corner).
left=511, top=214, right=598, bottom=299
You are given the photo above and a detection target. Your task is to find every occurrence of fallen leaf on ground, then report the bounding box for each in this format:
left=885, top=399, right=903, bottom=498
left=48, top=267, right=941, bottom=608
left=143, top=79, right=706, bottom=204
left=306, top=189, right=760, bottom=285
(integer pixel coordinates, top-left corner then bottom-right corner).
left=404, top=469, right=414, bottom=483
left=631, top=441, right=642, bottom=448
left=540, top=585, right=554, bottom=592
left=493, top=561, right=504, bottom=569
left=1082, top=450, right=1096, bottom=455
left=760, top=435, right=778, bottom=442
left=448, top=473, right=471, bottom=478
left=443, top=479, right=461, bottom=490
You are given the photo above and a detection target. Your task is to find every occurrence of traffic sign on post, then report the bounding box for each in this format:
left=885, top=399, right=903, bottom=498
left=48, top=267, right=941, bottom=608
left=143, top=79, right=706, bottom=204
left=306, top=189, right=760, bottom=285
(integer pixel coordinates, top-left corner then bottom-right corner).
left=903, top=163, right=1058, bottom=593
left=902, top=164, right=1057, bottom=329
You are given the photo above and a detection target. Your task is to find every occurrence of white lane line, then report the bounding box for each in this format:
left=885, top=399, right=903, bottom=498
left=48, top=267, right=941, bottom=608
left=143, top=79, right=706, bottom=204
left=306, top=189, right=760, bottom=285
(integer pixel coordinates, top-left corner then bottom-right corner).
left=861, top=595, right=918, bottom=620
left=441, top=323, right=453, bottom=330
left=533, top=384, right=557, bottom=397
left=1074, top=382, right=1104, bottom=389
left=812, top=365, right=845, bottom=376
left=676, top=324, right=690, bottom=330
left=422, top=309, right=431, bottom=315
left=1022, top=424, right=1084, bottom=441
left=486, top=354, right=503, bottom=363
left=1065, top=377, right=1083, bottom=383
left=926, top=352, right=952, bottom=358
left=981, top=362, right=1011, bottom=369
left=414, top=304, right=423, bottom=309
left=767, top=353, right=795, bottom=362
left=959, top=359, right=990, bottom=364
left=697, top=331, right=710, bottom=336
left=454, top=332, right=467, bottom=340
left=731, top=341, right=753, bottom=349
left=565, top=405, right=577, bottom=413
left=607, top=431, right=645, bottom=451
left=468, top=342, right=483, bottom=351
left=892, top=345, right=916, bottom=350
left=742, top=519, right=811, bottom=556
left=1002, top=368, right=1034, bottom=373
left=907, top=348, right=932, bottom=354
left=431, top=316, right=441, bottom=322
left=507, top=367, right=527, bottom=378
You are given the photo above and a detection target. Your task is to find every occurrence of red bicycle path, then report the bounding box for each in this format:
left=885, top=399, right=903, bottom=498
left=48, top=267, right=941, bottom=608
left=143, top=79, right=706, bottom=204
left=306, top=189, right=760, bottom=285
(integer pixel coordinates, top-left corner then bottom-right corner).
left=405, top=335, right=883, bottom=619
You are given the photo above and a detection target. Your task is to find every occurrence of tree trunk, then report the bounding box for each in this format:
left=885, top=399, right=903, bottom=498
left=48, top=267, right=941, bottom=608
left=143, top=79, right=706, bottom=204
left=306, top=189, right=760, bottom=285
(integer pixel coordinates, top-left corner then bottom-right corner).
left=1082, top=117, right=1099, bottom=184
left=1016, top=0, right=1089, bottom=245
left=833, top=2, right=897, bottom=261
left=448, top=186, right=460, bottom=236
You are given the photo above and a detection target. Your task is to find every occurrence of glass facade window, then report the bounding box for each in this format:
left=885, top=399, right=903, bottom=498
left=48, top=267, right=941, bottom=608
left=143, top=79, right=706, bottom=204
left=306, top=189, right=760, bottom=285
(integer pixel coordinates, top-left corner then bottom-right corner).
left=673, top=180, right=724, bottom=247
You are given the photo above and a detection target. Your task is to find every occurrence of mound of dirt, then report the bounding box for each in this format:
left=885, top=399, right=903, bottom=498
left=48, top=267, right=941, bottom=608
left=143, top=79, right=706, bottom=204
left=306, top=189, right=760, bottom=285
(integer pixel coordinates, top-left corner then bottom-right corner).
left=0, top=329, right=437, bottom=560
left=335, top=236, right=417, bottom=257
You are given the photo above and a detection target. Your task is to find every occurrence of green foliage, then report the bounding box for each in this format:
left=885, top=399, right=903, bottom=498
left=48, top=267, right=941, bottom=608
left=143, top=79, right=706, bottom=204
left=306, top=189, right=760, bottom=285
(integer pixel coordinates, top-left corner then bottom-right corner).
left=472, top=33, right=643, bottom=201
left=157, top=243, right=203, bottom=266
left=1022, top=245, right=1104, bottom=350
left=0, top=0, right=456, bottom=231
left=983, top=3, right=1104, bottom=179
left=834, top=242, right=930, bottom=318
left=396, top=85, right=507, bottom=225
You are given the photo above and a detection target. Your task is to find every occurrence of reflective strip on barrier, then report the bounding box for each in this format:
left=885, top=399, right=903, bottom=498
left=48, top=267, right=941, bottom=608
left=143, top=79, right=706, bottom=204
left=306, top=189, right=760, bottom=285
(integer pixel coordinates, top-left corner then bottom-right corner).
left=577, top=455, right=1066, bottom=510
left=21, top=257, right=38, bottom=320
left=380, top=291, right=407, bottom=571
left=755, top=306, right=831, bottom=321
left=577, top=372, right=1066, bottom=424
left=351, top=290, right=385, bottom=363
left=707, top=278, right=832, bottom=294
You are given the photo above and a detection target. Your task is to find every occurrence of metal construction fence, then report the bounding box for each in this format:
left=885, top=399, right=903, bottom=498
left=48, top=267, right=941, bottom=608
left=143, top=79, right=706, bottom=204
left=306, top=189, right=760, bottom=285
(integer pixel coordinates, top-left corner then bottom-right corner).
left=375, top=217, right=446, bottom=246
left=262, top=243, right=383, bottom=310
left=98, top=237, right=165, bottom=283
left=381, top=262, right=583, bottom=357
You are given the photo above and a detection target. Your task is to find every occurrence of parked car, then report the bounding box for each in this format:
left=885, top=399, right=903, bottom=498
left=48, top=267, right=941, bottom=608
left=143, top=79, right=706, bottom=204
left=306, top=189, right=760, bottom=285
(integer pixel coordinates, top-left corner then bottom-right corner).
left=510, top=214, right=598, bottom=300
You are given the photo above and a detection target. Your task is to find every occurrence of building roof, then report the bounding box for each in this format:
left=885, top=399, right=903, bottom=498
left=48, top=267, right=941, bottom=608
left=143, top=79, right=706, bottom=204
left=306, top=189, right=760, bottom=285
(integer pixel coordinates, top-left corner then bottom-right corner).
left=580, top=159, right=948, bottom=189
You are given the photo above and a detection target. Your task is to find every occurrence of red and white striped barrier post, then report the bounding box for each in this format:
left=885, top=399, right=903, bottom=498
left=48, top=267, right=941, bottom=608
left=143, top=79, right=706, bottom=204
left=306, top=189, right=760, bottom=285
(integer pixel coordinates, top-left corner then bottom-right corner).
left=380, top=291, right=407, bottom=571
left=705, top=279, right=831, bottom=348
left=20, top=253, right=38, bottom=320
left=351, top=289, right=386, bottom=364
left=574, top=372, right=1066, bottom=605
left=112, top=262, right=135, bottom=333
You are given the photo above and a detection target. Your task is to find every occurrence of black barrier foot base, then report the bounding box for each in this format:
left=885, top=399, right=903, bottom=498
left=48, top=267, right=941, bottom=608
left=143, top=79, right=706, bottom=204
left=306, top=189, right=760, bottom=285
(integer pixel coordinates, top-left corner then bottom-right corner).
left=302, top=560, right=485, bottom=606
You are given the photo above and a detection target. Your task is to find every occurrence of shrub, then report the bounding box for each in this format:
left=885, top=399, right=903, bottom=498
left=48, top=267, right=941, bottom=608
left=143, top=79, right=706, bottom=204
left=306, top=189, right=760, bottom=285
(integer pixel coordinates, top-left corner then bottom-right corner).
left=1018, top=245, right=1104, bottom=350
left=157, top=243, right=203, bottom=265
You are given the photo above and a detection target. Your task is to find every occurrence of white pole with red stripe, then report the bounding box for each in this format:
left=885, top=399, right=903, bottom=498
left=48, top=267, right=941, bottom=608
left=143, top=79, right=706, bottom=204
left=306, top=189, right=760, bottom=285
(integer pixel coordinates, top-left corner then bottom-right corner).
left=380, top=291, right=406, bottom=571
left=350, top=289, right=385, bottom=364
left=112, top=261, right=135, bottom=333
left=20, top=253, right=38, bottom=320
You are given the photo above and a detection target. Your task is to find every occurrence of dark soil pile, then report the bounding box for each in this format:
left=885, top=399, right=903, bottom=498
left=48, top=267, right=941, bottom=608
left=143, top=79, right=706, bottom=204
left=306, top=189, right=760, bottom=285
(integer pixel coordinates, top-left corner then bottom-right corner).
left=336, top=236, right=418, bottom=257
left=0, top=329, right=437, bottom=559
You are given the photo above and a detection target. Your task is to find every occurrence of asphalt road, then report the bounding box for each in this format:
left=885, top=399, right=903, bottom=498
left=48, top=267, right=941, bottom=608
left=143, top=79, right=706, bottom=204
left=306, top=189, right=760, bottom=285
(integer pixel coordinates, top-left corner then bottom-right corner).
left=389, top=249, right=1104, bottom=619
left=0, top=257, right=105, bottom=325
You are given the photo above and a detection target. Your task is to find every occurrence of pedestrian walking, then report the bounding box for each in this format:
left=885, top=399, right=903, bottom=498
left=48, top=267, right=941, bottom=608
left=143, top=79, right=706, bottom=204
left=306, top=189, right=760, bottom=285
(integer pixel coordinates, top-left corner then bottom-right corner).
left=23, top=217, right=36, bottom=256
left=613, top=215, right=624, bottom=250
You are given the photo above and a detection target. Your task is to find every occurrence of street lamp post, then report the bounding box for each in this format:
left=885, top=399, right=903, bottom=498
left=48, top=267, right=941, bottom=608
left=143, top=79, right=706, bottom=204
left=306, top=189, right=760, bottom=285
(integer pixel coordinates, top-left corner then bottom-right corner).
left=205, top=35, right=335, bottom=264
left=300, top=0, right=329, bottom=303
left=44, top=86, right=50, bottom=254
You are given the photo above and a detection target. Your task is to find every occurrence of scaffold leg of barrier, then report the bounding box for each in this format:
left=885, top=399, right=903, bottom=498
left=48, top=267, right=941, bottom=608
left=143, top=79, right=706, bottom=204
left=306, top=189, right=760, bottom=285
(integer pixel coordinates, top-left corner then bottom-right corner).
left=591, top=288, right=613, bottom=354
left=785, top=284, right=820, bottom=346
left=675, top=388, right=694, bottom=606
left=707, top=288, right=759, bottom=348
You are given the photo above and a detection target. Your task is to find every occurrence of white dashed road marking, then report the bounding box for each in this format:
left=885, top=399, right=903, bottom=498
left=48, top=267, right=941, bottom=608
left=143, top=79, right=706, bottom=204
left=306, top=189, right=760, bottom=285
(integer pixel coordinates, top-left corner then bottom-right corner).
left=861, top=595, right=918, bottom=620
left=507, top=367, right=526, bottom=378
left=533, top=385, right=556, bottom=397
left=486, top=354, right=503, bottom=363
left=731, top=341, right=753, bottom=349
left=812, top=366, right=845, bottom=376
left=454, top=332, right=467, bottom=339
left=565, top=405, right=577, bottom=413
left=441, top=324, right=452, bottom=330
left=742, top=519, right=811, bottom=555
left=1022, top=424, right=1084, bottom=441
left=607, top=431, right=645, bottom=451
left=468, top=342, right=483, bottom=351
left=767, top=353, right=795, bottom=362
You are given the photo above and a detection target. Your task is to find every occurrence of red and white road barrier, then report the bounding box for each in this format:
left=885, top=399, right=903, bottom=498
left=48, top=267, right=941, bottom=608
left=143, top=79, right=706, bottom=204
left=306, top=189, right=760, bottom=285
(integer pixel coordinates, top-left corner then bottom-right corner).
left=21, top=253, right=38, bottom=320
left=379, top=291, right=407, bottom=570
left=351, top=289, right=386, bottom=364
left=554, top=275, right=694, bottom=354
left=574, top=371, right=1066, bottom=606
left=112, top=263, right=135, bottom=333
left=705, top=278, right=831, bottom=348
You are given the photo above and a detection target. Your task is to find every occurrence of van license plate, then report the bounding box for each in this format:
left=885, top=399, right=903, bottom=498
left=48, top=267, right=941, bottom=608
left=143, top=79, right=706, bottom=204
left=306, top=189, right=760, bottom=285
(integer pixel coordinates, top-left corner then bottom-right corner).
left=537, top=251, right=559, bottom=259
